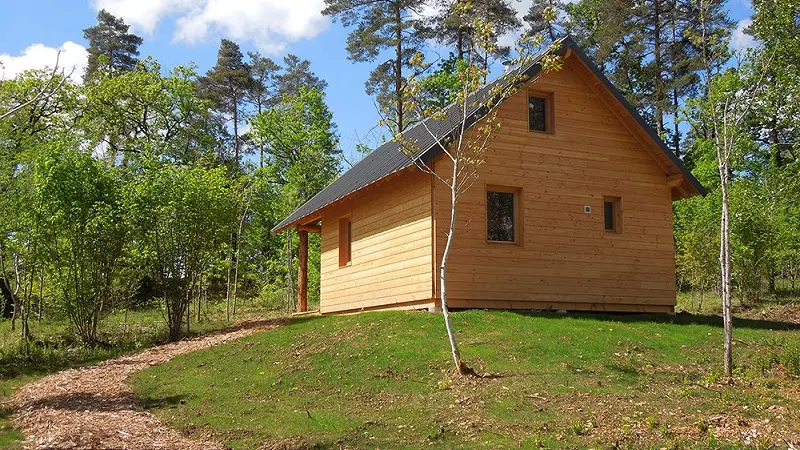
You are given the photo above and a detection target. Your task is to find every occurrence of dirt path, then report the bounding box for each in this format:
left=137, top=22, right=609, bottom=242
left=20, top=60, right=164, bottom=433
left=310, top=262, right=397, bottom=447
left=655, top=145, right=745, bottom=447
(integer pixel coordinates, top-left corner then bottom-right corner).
left=10, top=318, right=287, bottom=449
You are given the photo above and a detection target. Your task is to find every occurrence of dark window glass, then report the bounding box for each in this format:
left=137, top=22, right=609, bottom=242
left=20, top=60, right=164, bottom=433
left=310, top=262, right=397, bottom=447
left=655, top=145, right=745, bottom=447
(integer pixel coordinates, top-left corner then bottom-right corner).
left=528, top=96, right=547, bottom=132
left=487, top=191, right=515, bottom=242
left=604, top=201, right=615, bottom=231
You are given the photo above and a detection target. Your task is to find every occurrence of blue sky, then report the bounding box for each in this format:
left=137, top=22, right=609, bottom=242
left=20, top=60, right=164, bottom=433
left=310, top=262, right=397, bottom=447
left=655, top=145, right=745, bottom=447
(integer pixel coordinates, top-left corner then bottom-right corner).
left=1, top=0, right=756, bottom=164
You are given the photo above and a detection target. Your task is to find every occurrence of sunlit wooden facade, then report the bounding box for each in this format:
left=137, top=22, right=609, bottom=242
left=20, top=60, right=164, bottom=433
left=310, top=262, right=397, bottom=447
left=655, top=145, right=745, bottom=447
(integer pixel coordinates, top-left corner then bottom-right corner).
left=274, top=40, right=704, bottom=315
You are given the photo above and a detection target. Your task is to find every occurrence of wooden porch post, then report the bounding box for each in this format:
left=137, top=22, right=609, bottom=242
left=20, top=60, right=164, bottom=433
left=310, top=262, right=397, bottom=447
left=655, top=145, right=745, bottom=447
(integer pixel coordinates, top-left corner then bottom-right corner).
left=298, top=229, right=308, bottom=313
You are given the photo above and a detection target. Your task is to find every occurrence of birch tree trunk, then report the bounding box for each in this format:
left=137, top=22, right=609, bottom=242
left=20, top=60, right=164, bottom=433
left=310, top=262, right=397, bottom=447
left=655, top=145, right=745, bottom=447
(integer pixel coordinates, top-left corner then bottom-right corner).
left=718, top=163, right=733, bottom=377
left=441, top=182, right=462, bottom=373
left=440, top=154, right=476, bottom=376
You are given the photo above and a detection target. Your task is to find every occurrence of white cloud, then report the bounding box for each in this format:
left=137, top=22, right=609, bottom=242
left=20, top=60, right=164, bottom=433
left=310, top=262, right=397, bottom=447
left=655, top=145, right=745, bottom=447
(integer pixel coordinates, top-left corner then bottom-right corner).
left=93, top=0, right=329, bottom=53
left=731, top=18, right=757, bottom=52
left=0, top=41, right=87, bottom=81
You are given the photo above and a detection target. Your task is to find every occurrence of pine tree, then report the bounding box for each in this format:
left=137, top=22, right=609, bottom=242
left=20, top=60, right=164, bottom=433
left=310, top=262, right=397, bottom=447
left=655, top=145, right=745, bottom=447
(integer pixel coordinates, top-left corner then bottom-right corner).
left=83, top=9, right=143, bottom=81
left=247, top=52, right=282, bottom=169
left=277, top=54, right=328, bottom=97
left=198, top=39, right=254, bottom=166
left=684, top=0, right=734, bottom=96
left=323, top=0, right=429, bottom=133
left=524, top=0, right=565, bottom=43
left=247, top=52, right=281, bottom=114
left=432, top=0, right=521, bottom=62
left=565, top=0, right=732, bottom=145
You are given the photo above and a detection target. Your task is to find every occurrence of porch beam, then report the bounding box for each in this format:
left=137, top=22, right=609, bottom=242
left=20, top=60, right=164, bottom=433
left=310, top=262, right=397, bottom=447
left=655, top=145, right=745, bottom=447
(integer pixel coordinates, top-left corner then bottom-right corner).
left=297, top=228, right=308, bottom=313
left=297, top=224, right=322, bottom=233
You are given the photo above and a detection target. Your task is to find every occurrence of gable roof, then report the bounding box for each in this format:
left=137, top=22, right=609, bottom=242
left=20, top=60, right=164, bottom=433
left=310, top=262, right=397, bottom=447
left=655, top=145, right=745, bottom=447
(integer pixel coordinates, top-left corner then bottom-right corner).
left=272, top=37, right=706, bottom=234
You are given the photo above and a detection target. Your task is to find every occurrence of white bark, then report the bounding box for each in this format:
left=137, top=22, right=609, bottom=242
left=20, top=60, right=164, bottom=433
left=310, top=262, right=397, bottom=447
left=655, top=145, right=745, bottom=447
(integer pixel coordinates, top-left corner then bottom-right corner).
left=441, top=155, right=463, bottom=372
left=718, top=160, right=733, bottom=377
left=231, top=190, right=252, bottom=315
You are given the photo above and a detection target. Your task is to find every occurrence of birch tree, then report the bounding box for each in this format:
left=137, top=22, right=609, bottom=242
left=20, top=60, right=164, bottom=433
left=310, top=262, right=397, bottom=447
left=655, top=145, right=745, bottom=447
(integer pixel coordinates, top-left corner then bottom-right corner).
left=702, top=53, right=774, bottom=377
left=394, top=5, right=562, bottom=375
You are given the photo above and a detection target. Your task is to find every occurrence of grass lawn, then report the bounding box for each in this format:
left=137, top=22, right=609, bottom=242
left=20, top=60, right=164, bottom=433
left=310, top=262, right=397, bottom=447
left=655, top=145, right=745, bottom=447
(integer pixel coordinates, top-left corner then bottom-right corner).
left=132, top=310, right=800, bottom=449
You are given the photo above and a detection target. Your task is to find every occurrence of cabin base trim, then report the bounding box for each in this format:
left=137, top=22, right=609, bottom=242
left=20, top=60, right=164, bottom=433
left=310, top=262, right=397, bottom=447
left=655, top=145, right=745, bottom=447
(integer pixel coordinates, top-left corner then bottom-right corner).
left=320, top=298, right=436, bottom=315
left=444, top=298, right=674, bottom=314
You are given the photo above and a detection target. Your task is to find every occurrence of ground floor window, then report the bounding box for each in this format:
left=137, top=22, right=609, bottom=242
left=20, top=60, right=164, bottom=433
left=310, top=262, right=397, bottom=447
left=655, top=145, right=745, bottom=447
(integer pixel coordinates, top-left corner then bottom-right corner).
left=487, top=186, right=521, bottom=243
left=339, top=216, right=351, bottom=267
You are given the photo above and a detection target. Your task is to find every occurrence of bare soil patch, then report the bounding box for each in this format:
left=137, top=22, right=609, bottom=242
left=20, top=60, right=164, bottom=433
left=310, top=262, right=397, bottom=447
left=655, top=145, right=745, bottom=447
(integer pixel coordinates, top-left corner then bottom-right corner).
left=9, top=318, right=286, bottom=449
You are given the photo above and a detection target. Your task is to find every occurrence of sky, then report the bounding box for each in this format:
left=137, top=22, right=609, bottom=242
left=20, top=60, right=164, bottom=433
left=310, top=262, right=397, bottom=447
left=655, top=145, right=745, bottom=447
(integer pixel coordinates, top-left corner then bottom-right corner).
left=0, top=0, right=757, bottom=163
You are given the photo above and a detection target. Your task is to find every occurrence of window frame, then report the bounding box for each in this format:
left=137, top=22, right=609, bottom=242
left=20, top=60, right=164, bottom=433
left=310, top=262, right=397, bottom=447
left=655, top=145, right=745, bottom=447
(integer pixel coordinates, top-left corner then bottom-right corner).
left=603, top=196, right=623, bottom=234
left=527, top=90, right=555, bottom=135
left=338, top=215, right=352, bottom=268
left=486, top=185, right=523, bottom=246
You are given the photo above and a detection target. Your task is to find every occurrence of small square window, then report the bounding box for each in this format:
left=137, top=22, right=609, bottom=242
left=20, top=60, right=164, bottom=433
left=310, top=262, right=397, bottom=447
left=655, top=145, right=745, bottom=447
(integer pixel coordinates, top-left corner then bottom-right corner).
left=528, top=93, right=553, bottom=133
left=603, top=196, right=623, bottom=233
left=339, top=217, right=351, bottom=267
left=487, top=187, right=521, bottom=243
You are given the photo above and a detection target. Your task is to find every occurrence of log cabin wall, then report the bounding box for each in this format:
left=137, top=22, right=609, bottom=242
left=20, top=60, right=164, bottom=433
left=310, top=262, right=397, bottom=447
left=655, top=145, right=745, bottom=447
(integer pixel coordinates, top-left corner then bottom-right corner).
left=433, top=54, right=677, bottom=313
left=319, top=169, right=435, bottom=313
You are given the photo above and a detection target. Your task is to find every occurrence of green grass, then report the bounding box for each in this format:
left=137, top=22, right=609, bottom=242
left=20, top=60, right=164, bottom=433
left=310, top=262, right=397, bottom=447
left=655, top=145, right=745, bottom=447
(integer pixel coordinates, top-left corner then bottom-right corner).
left=132, top=310, right=800, bottom=449
left=0, top=301, right=282, bottom=448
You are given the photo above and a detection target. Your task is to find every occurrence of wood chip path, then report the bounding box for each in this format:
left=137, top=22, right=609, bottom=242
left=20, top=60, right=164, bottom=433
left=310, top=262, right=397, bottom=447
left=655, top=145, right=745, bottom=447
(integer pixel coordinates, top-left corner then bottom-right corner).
left=10, top=318, right=287, bottom=449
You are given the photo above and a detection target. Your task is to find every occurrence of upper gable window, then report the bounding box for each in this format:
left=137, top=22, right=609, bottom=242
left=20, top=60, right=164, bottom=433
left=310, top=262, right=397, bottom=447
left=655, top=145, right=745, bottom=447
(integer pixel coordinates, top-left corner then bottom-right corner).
left=528, top=94, right=553, bottom=133
left=604, top=196, right=623, bottom=234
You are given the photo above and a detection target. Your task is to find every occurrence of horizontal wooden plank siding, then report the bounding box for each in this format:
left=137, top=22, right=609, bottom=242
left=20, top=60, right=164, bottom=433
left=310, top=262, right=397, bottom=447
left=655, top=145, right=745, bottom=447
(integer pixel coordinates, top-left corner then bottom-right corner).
left=319, top=169, right=434, bottom=313
left=433, top=54, right=677, bottom=313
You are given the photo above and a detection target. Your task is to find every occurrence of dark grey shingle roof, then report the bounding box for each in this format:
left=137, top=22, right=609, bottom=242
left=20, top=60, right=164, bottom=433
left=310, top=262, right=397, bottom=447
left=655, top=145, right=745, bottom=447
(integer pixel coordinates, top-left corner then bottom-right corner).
left=272, top=37, right=705, bottom=234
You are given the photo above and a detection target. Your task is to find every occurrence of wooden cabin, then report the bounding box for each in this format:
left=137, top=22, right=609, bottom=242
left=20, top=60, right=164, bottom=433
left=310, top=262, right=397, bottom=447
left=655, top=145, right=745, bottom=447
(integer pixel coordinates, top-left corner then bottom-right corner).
left=272, top=38, right=705, bottom=315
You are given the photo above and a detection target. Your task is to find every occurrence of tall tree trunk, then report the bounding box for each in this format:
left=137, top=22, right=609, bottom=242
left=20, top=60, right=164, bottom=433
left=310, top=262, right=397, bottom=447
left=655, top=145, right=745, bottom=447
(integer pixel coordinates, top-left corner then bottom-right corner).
left=286, top=230, right=295, bottom=312
left=673, top=89, right=681, bottom=157
left=258, top=103, right=264, bottom=169
left=718, top=155, right=733, bottom=377
left=457, top=27, right=464, bottom=60
left=394, top=2, right=404, bottom=132
left=441, top=158, right=470, bottom=376
left=196, top=272, right=203, bottom=322
left=231, top=192, right=251, bottom=315
left=225, top=232, right=234, bottom=322
left=38, top=267, right=44, bottom=322
left=233, top=94, right=240, bottom=166
left=653, top=0, right=665, bottom=137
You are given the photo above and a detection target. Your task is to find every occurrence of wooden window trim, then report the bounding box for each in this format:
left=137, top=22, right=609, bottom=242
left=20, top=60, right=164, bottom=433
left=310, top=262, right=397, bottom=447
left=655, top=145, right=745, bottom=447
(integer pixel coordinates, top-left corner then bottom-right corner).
left=527, top=90, right=555, bottom=135
left=603, top=196, right=623, bottom=234
left=338, top=215, right=352, bottom=268
left=486, top=184, right=523, bottom=246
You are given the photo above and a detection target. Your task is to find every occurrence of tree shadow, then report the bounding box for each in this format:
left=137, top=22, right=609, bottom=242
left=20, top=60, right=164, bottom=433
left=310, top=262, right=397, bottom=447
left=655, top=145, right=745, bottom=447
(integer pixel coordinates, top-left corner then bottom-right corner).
left=21, top=391, right=137, bottom=413
left=503, top=310, right=800, bottom=331
left=19, top=390, right=189, bottom=413
left=138, top=394, right=191, bottom=410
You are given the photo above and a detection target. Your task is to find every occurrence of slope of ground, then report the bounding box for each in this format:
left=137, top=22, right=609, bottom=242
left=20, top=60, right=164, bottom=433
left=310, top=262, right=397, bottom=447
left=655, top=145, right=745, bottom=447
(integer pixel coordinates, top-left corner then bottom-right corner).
left=8, top=319, right=285, bottom=449
left=132, top=310, right=800, bottom=449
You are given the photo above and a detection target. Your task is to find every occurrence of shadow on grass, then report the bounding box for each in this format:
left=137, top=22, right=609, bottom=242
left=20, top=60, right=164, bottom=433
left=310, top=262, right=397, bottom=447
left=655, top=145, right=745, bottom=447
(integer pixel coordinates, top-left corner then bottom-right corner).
left=138, top=394, right=190, bottom=410
left=287, top=308, right=800, bottom=331
left=504, top=310, right=800, bottom=331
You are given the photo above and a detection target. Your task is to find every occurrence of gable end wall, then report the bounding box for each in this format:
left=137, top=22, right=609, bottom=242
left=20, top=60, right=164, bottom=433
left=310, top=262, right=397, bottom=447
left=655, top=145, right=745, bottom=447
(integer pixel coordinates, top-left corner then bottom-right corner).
left=432, top=55, right=677, bottom=313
